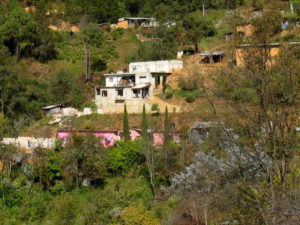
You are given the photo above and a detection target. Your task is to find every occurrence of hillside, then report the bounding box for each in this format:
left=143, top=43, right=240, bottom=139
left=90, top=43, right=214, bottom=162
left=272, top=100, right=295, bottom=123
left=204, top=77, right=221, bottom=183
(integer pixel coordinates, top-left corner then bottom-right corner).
left=0, top=1, right=300, bottom=225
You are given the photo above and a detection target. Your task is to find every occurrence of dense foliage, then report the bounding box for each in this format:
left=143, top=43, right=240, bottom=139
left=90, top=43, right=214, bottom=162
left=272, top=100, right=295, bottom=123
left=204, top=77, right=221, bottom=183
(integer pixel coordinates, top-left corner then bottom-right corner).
left=0, top=1, right=299, bottom=224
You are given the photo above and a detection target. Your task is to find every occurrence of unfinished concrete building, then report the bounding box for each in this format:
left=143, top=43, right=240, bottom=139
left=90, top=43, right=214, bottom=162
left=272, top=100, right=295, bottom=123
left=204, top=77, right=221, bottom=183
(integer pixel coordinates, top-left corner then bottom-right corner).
left=95, top=60, right=183, bottom=113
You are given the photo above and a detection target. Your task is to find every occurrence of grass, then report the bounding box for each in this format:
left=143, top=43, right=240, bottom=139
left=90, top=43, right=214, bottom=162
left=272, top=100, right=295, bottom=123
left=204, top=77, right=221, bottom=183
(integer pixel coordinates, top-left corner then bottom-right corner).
left=107, top=30, right=140, bottom=71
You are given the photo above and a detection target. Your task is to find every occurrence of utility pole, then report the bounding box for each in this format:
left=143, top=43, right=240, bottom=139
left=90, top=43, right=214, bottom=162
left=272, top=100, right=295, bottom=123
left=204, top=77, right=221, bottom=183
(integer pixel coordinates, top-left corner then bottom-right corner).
left=202, top=4, right=205, bottom=16
left=290, top=0, right=294, bottom=14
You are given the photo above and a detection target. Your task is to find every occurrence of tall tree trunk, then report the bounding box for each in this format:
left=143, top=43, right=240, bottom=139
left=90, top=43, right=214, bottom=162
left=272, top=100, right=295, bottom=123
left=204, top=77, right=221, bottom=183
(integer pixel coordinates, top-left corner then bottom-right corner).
left=16, top=42, right=20, bottom=61
left=88, top=48, right=91, bottom=81
left=0, top=98, right=4, bottom=114
left=195, top=42, right=199, bottom=53
left=83, top=43, right=88, bottom=82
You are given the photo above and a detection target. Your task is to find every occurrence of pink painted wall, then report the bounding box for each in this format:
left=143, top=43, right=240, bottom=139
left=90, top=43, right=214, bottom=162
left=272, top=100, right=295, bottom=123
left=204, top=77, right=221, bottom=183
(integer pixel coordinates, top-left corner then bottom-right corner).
left=153, top=133, right=164, bottom=146
left=130, top=129, right=142, bottom=141
left=57, top=131, right=120, bottom=147
left=152, top=132, right=180, bottom=146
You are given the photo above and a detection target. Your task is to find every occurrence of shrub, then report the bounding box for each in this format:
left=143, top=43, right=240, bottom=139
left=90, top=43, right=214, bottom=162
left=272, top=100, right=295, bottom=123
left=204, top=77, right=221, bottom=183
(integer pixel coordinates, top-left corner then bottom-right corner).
left=151, top=104, right=159, bottom=112
left=186, top=92, right=197, bottom=103
left=111, top=28, right=124, bottom=40
left=84, top=122, right=91, bottom=129
left=84, top=102, right=98, bottom=113
left=165, top=90, right=173, bottom=99
left=106, top=141, right=143, bottom=176
left=178, top=77, right=198, bottom=91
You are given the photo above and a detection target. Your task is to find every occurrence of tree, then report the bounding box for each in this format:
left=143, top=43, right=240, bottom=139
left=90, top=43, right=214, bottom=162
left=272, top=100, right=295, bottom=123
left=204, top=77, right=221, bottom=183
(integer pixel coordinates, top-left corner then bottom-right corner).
left=183, top=13, right=215, bottom=53
left=50, top=69, right=85, bottom=107
left=164, top=107, right=170, bottom=145
left=140, top=140, right=157, bottom=198
left=106, top=141, right=142, bottom=176
left=122, top=201, right=160, bottom=225
left=0, top=144, right=17, bottom=176
left=141, top=104, right=148, bottom=139
left=81, top=23, right=105, bottom=82
left=123, top=104, right=130, bottom=141
left=61, top=134, right=107, bottom=188
left=0, top=114, right=10, bottom=139
left=0, top=2, right=38, bottom=60
left=194, top=43, right=300, bottom=224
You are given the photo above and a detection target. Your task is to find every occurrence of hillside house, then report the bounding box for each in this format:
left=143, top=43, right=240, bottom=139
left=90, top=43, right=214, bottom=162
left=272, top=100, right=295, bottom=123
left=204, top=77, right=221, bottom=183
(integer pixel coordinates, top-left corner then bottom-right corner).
left=236, top=9, right=263, bottom=39
left=200, top=51, right=225, bottom=64
left=95, top=60, right=183, bottom=113
left=190, top=122, right=221, bottom=144
left=57, top=130, right=122, bottom=147
left=41, top=104, right=65, bottom=117
left=235, top=42, right=300, bottom=67
left=224, top=32, right=233, bottom=41
left=236, top=24, right=253, bottom=40
left=2, top=137, right=56, bottom=152
left=116, top=17, right=154, bottom=29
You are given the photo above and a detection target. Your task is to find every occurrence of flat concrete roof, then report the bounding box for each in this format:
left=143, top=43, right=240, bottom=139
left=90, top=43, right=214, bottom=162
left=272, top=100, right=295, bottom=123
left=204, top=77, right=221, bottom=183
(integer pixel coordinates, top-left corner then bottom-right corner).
left=200, top=51, right=225, bottom=56
left=104, top=73, right=135, bottom=76
left=236, top=42, right=300, bottom=47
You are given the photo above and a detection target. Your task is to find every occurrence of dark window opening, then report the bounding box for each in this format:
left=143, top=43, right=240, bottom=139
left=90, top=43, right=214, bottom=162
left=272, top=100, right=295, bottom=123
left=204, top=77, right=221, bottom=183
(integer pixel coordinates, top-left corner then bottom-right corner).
left=118, top=90, right=123, bottom=97
left=96, top=88, right=101, bottom=95
left=102, top=90, right=107, bottom=97
left=133, top=89, right=140, bottom=98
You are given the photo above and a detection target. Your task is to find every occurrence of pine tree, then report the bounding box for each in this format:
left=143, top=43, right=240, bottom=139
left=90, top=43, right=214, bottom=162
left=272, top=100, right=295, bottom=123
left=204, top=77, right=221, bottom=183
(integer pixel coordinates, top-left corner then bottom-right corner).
left=123, top=104, right=130, bottom=141
left=141, top=104, right=148, bottom=139
left=164, top=107, right=170, bottom=145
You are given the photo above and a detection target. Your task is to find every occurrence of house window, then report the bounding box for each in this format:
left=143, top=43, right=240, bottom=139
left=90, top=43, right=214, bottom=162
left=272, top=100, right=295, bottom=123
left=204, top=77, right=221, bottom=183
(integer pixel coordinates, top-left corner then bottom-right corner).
left=109, top=78, right=113, bottom=82
left=96, top=88, right=101, bottom=95
left=118, top=90, right=123, bottom=97
left=140, top=76, right=146, bottom=79
left=102, top=90, right=107, bottom=97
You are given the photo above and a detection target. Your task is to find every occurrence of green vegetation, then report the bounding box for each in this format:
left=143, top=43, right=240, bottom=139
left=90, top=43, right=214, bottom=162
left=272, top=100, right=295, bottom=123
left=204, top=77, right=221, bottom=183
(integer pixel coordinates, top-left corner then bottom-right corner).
left=142, top=104, right=148, bottom=139
left=123, top=104, right=130, bottom=141
left=0, top=1, right=300, bottom=224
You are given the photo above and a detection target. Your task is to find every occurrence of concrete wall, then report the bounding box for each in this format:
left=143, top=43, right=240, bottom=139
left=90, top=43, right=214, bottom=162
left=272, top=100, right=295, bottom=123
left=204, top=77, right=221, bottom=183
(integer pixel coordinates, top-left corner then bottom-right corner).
left=57, top=131, right=121, bottom=147
left=117, top=20, right=129, bottom=29
left=94, top=97, right=153, bottom=114
left=129, top=60, right=183, bottom=73
left=236, top=24, right=253, bottom=37
left=105, top=76, right=122, bottom=87
left=236, top=46, right=280, bottom=67
left=95, top=87, right=135, bottom=105
left=2, top=137, right=56, bottom=150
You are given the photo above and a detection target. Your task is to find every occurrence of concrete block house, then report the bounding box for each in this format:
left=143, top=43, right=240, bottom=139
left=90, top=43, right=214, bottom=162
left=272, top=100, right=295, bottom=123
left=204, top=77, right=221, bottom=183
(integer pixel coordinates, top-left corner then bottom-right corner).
left=95, top=60, right=183, bottom=113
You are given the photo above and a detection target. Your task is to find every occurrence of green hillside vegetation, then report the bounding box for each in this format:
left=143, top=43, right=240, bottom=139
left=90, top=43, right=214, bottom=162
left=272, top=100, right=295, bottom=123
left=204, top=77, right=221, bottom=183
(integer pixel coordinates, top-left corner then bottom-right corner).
left=0, top=0, right=300, bottom=224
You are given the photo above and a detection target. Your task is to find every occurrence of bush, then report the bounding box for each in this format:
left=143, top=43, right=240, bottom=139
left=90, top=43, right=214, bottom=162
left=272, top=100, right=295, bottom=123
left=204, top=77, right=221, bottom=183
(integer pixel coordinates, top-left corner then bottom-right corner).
left=111, top=28, right=124, bottom=40
left=164, top=90, right=173, bottom=99
left=151, top=104, right=159, bottom=112
left=84, top=102, right=98, bottom=113
left=178, top=77, right=198, bottom=91
left=185, top=92, right=197, bottom=103
left=106, top=141, right=143, bottom=176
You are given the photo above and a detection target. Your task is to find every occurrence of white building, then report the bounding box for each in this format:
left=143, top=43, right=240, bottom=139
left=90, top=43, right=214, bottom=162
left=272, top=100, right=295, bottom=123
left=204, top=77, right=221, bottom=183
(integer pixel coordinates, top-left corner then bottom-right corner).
left=2, top=137, right=56, bottom=151
left=95, top=60, right=183, bottom=113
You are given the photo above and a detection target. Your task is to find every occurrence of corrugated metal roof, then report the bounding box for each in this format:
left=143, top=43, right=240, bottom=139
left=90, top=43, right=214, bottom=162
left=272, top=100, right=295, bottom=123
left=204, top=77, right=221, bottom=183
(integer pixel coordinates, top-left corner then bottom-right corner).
left=200, top=51, right=225, bottom=56
left=41, top=104, right=64, bottom=110
left=192, top=121, right=223, bottom=128
left=235, top=42, right=300, bottom=47
left=123, top=17, right=150, bottom=21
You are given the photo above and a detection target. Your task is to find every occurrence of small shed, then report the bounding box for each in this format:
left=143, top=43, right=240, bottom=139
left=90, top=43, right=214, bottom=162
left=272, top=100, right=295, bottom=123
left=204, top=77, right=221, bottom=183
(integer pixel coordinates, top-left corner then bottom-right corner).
left=190, top=121, right=220, bottom=144
left=224, top=32, right=233, bottom=41
left=98, top=22, right=108, bottom=30
left=41, top=104, right=65, bottom=117
left=200, top=51, right=225, bottom=64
